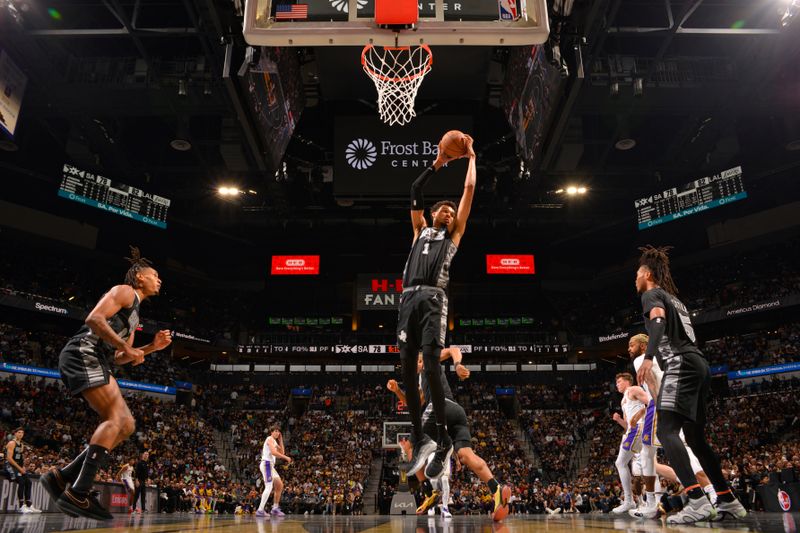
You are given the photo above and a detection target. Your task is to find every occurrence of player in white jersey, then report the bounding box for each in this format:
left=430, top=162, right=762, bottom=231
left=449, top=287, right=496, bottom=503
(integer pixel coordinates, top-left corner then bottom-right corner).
left=611, top=372, right=650, bottom=513
left=117, top=459, right=136, bottom=513
left=629, top=334, right=717, bottom=519
left=256, top=428, right=292, bottom=517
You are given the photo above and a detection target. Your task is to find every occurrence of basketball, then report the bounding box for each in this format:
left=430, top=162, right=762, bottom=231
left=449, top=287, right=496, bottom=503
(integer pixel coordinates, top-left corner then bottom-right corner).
left=439, top=130, right=470, bottom=159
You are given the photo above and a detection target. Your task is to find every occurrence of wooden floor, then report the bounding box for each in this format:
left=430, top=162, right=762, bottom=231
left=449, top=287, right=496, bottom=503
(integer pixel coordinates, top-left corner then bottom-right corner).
left=0, top=512, right=797, bottom=533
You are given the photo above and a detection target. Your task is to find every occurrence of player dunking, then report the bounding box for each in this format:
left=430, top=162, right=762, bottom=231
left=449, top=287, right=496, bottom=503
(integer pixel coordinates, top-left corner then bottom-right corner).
left=398, top=132, right=476, bottom=480
left=387, top=348, right=511, bottom=521
left=40, top=247, right=172, bottom=520
left=635, top=246, right=746, bottom=523
left=610, top=373, right=649, bottom=514
left=256, top=428, right=292, bottom=517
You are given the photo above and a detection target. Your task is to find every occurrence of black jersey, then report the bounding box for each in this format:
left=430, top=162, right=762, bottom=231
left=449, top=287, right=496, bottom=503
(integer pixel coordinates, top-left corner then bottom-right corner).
left=418, top=365, right=455, bottom=408
left=11, top=440, right=23, bottom=466
left=641, top=288, right=703, bottom=364
left=63, top=291, right=141, bottom=363
left=402, top=226, right=458, bottom=289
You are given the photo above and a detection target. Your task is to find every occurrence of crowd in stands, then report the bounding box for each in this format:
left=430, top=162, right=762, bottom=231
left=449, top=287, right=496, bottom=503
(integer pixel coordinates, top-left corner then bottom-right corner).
left=703, top=321, right=799, bottom=371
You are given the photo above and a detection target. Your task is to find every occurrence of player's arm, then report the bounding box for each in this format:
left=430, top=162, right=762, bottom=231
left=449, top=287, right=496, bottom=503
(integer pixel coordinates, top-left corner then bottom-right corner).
left=268, top=439, right=292, bottom=463
left=386, top=379, right=407, bottom=404
left=637, top=291, right=667, bottom=384
left=611, top=412, right=627, bottom=429
left=450, top=136, right=476, bottom=246
left=116, top=464, right=127, bottom=479
left=5, top=441, right=24, bottom=473
left=440, top=347, right=470, bottom=380
left=115, top=330, right=173, bottom=366
left=276, top=433, right=286, bottom=454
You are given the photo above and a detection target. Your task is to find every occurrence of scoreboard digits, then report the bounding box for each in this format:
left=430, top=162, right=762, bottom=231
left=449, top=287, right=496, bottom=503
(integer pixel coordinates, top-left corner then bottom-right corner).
left=58, top=164, right=170, bottom=229
left=636, top=166, right=747, bottom=230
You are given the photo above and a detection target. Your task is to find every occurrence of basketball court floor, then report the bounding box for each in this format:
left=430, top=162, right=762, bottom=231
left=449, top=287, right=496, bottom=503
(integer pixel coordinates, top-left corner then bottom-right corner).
left=1, top=513, right=798, bottom=533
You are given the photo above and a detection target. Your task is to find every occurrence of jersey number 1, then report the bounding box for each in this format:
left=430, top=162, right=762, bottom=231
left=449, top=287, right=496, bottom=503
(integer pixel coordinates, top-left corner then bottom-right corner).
left=422, top=242, right=430, bottom=255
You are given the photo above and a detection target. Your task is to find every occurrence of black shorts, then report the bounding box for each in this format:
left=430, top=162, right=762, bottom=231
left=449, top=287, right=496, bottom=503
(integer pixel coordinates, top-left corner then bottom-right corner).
left=4, top=464, right=22, bottom=481
left=397, top=287, right=448, bottom=349
left=59, top=344, right=112, bottom=396
left=421, top=400, right=472, bottom=453
left=656, top=351, right=710, bottom=422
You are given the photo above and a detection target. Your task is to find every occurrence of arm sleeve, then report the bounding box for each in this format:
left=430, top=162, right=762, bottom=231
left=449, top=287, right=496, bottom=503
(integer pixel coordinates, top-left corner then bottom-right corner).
left=411, top=166, right=435, bottom=210
left=644, top=317, right=666, bottom=361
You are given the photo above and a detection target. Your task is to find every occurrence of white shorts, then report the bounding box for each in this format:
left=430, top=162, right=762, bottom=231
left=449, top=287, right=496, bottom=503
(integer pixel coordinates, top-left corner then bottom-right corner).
left=123, top=478, right=134, bottom=491
left=620, top=423, right=643, bottom=454
left=260, top=460, right=280, bottom=483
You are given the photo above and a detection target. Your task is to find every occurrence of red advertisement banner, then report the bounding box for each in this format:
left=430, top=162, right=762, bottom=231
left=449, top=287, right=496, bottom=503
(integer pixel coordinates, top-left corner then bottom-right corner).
left=486, top=254, right=535, bottom=274
left=271, top=255, right=320, bottom=275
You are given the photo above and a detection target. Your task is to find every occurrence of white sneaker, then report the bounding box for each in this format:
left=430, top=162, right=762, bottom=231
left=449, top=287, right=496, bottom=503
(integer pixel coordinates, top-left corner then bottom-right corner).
left=711, top=498, right=747, bottom=521
left=441, top=506, right=452, bottom=519
left=27, top=505, right=42, bottom=513
left=428, top=507, right=435, bottom=516
left=19, top=505, right=31, bottom=514
left=611, top=499, right=637, bottom=514
left=666, top=497, right=717, bottom=524
left=629, top=503, right=660, bottom=519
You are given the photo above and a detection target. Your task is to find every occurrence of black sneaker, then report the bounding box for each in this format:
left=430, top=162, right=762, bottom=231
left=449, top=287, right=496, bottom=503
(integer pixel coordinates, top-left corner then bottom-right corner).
left=424, top=439, right=453, bottom=479
left=56, top=487, right=113, bottom=520
left=405, top=435, right=437, bottom=476
left=40, top=468, right=67, bottom=502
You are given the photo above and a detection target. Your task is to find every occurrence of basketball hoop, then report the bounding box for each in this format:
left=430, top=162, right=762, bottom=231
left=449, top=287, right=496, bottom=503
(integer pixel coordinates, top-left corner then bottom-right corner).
left=362, top=44, right=433, bottom=126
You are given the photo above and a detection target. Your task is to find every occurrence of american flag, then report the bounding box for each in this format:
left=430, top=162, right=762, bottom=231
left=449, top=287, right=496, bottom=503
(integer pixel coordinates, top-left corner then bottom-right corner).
left=275, top=3, right=308, bottom=20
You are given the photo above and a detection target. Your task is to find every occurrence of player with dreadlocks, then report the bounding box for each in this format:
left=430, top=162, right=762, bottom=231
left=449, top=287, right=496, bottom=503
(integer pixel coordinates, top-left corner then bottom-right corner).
left=635, top=245, right=746, bottom=524
left=41, top=247, right=172, bottom=520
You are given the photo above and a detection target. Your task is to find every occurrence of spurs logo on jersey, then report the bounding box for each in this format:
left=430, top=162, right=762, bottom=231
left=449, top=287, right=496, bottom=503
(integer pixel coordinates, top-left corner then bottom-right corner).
left=402, top=227, right=458, bottom=289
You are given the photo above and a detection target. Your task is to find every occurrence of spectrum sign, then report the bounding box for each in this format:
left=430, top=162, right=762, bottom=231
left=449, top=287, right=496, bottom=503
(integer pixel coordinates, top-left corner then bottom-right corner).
left=271, top=255, right=320, bottom=275
left=486, top=255, right=535, bottom=275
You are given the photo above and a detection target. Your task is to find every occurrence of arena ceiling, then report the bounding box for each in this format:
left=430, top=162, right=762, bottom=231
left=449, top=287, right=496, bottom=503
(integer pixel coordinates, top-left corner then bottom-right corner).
left=1, top=0, right=799, bottom=273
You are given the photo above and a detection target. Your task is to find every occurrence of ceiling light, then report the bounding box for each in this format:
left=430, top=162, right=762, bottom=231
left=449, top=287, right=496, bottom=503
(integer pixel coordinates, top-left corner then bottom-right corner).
left=577, top=187, right=587, bottom=194
left=555, top=188, right=564, bottom=194
left=218, top=186, right=241, bottom=196
left=566, top=186, right=578, bottom=195
left=170, top=139, right=191, bottom=151
left=615, top=138, right=636, bottom=150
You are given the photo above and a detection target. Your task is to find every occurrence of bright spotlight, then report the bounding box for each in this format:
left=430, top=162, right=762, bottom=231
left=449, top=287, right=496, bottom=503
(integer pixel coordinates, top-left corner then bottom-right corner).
left=577, top=187, right=587, bottom=194
left=566, top=186, right=578, bottom=195
left=218, top=187, right=229, bottom=195
left=218, top=186, right=241, bottom=196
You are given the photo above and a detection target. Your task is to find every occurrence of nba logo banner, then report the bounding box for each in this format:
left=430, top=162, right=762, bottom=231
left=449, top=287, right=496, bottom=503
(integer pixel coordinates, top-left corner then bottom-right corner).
left=498, top=0, right=519, bottom=21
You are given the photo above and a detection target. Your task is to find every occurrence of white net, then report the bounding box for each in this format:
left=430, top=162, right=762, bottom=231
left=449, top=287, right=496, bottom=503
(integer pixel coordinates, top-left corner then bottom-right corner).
left=361, top=44, right=433, bottom=126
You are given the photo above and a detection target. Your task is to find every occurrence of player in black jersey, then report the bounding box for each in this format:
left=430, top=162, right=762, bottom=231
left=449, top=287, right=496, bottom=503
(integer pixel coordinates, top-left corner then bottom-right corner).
left=40, top=247, right=172, bottom=520
left=398, top=133, right=476, bottom=481
left=387, top=348, right=511, bottom=521
left=4, top=427, right=40, bottom=513
left=635, top=246, right=746, bottom=524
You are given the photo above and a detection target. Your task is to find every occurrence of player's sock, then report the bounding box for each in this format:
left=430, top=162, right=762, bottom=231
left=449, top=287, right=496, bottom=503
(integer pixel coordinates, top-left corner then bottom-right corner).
left=715, top=489, right=735, bottom=504
left=488, top=478, right=499, bottom=494
left=72, top=445, right=109, bottom=495
left=59, top=447, right=89, bottom=482
left=686, top=486, right=704, bottom=500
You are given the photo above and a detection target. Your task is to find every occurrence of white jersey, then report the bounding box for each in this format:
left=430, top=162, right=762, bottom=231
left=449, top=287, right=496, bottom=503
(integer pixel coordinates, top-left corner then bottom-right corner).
left=621, top=388, right=645, bottom=424
left=261, top=436, right=277, bottom=463
left=633, top=354, right=663, bottom=399
left=121, top=465, right=133, bottom=482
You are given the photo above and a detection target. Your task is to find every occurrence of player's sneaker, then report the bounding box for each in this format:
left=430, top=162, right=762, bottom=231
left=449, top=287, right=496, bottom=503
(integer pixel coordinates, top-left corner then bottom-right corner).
left=611, top=499, right=637, bottom=514
left=666, top=497, right=717, bottom=524
left=40, top=468, right=67, bottom=503
left=425, top=438, right=453, bottom=480
left=405, top=435, right=437, bottom=476
left=417, top=490, right=441, bottom=515
left=270, top=506, right=285, bottom=517
left=491, top=484, right=512, bottom=522
left=255, top=509, right=268, bottom=517
left=441, top=505, right=452, bottom=519
left=27, top=505, right=42, bottom=513
left=711, top=498, right=747, bottom=521
left=56, top=487, right=113, bottom=520
left=629, top=502, right=660, bottom=519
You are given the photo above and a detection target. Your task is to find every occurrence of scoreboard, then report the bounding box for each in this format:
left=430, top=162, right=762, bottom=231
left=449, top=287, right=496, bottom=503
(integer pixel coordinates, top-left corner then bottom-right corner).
left=58, top=164, right=170, bottom=229
left=635, top=166, right=747, bottom=230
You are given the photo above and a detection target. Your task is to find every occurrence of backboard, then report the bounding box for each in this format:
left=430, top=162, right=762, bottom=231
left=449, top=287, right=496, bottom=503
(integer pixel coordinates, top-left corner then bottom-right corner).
left=382, top=421, right=412, bottom=450
left=243, top=0, right=549, bottom=47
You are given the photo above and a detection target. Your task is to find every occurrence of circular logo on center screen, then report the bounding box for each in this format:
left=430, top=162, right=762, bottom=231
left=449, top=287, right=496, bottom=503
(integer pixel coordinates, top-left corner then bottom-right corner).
left=346, top=139, right=377, bottom=170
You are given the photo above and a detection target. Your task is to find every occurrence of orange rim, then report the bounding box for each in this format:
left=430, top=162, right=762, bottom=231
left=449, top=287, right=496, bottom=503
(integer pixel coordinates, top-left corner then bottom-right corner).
left=361, top=44, right=433, bottom=83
